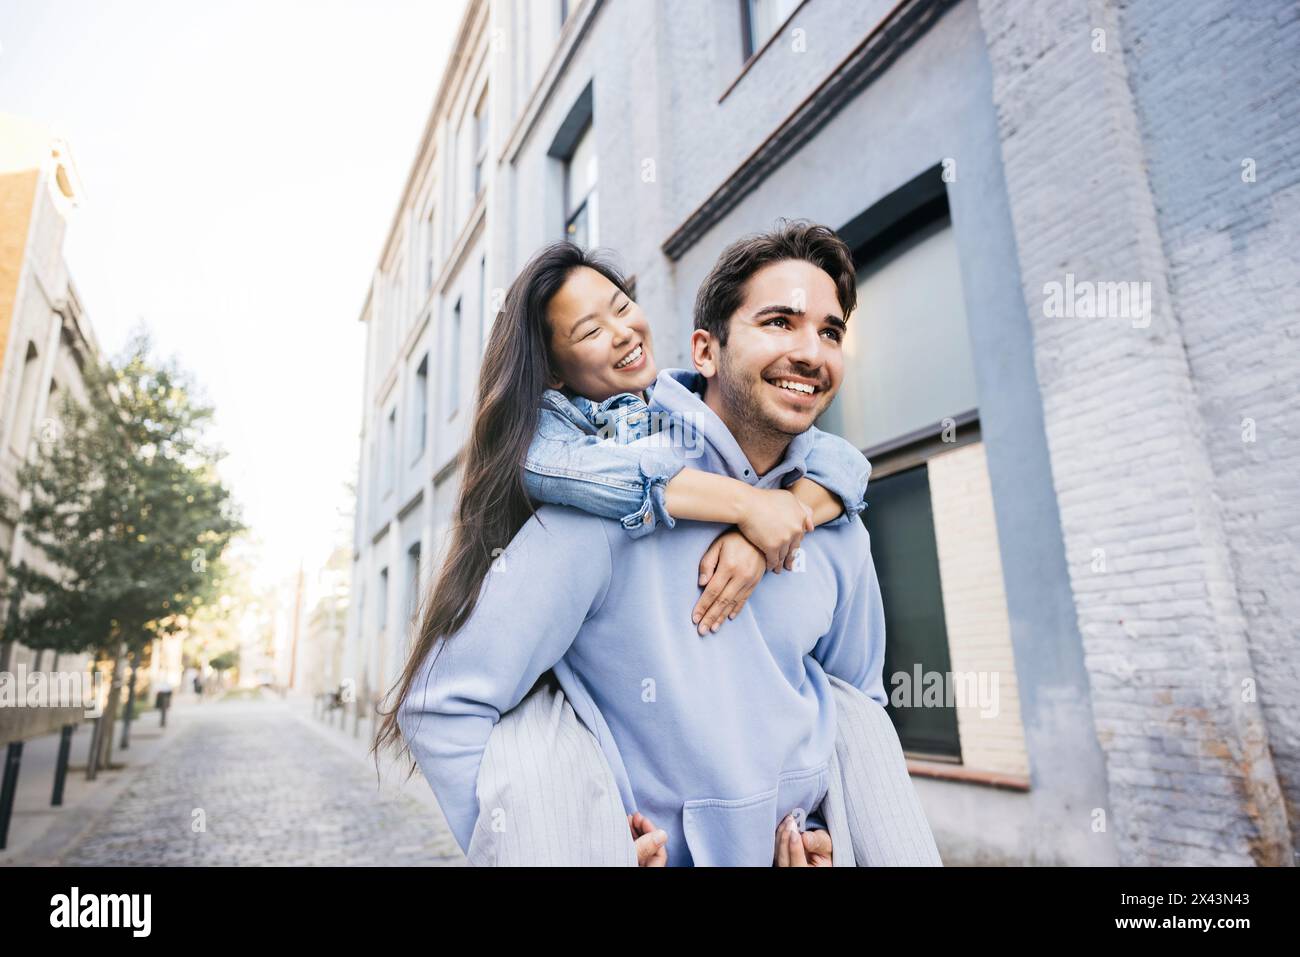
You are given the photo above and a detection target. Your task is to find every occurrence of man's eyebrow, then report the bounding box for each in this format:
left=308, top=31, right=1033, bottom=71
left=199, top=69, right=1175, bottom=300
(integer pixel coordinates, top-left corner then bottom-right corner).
left=569, top=290, right=623, bottom=340
left=751, top=304, right=803, bottom=319
left=751, top=304, right=847, bottom=328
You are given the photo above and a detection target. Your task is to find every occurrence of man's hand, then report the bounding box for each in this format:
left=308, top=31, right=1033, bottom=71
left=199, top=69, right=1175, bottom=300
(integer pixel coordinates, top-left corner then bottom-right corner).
left=629, top=812, right=668, bottom=866
left=693, top=530, right=768, bottom=635
left=773, top=814, right=833, bottom=867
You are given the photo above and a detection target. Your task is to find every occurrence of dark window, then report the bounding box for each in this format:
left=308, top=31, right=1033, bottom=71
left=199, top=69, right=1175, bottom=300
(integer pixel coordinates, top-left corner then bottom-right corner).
left=478, top=255, right=488, bottom=355
left=383, top=407, right=397, bottom=493
left=406, top=542, right=422, bottom=624
left=446, top=298, right=462, bottom=418
left=564, top=121, right=597, bottom=248
left=862, top=465, right=961, bottom=760
left=413, top=354, right=428, bottom=459
left=548, top=83, right=595, bottom=246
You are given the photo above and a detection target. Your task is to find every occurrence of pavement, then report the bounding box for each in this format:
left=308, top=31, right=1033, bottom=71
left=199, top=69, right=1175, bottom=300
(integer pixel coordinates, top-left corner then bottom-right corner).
left=0, top=688, right=465, bottom=866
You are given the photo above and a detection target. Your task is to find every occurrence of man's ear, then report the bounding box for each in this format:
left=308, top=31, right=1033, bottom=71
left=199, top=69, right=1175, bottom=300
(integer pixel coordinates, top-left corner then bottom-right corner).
left=690, top=329, right=719, bottom=379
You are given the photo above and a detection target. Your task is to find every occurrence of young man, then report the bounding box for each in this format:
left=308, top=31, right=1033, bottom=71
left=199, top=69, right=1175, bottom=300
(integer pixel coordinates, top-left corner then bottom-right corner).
left=398, top=221, right=941, bottom=866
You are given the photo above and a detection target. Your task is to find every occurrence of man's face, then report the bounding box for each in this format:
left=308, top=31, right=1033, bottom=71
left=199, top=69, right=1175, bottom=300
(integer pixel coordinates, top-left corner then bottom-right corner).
left=694, top=258, right=847, bottom=438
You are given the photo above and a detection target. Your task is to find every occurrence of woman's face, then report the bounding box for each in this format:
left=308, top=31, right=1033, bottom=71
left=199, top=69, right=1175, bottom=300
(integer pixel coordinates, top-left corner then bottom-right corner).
left=546, top=266, right=658, bottom=401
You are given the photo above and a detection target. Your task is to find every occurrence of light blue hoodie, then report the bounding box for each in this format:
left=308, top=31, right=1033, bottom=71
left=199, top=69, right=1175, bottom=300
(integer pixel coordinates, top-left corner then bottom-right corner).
left=397, top=369, right=888, bottom=866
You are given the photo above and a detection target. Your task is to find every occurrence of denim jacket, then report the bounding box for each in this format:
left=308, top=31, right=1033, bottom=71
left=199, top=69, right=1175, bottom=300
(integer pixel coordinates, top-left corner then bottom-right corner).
left=523, top=369, right=871, bottom=539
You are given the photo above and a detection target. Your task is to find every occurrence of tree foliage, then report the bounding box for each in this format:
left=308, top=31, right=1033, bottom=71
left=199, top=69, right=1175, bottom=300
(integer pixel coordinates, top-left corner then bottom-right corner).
left=0, top=327, right=245, bottom=659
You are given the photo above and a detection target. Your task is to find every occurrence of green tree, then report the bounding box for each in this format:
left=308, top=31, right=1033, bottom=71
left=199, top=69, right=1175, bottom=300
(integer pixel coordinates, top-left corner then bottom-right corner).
left=208, top=649, right=240, bottom=673
left=183, top=543, right=255, bottom=679
left=0, top=326, right=244, bottom=772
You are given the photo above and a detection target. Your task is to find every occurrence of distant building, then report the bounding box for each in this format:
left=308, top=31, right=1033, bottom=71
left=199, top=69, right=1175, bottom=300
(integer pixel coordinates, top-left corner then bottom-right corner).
left=296, top=543, right=351, bottom=699
left=348, top=0, right=1299, bottom=865
left=0, top=113, right=103, bottom=682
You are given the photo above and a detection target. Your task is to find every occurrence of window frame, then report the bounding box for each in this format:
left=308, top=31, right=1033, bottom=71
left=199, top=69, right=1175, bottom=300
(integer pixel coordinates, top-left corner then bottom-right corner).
left=723, top=0, right=810, bottom=103
left=412, top=354, right=429, bottom=462
left=422, top=200, right=438, bottom=296
left=547, top=83, right=596, bottom=245
left=446, top=297, right=462, bottom=420
left=405, top=541, right=422, bottom=624
left=563, top=118, right=597, bottom=247
left=472, top=86, right=489, bottom=201
left=741, top=0, right=807, bottom=61
left=383, top=405, right=398, bottom=496
left=478, top=255, right=489, bottom=356
left=828, top=165, right=987, bottom=762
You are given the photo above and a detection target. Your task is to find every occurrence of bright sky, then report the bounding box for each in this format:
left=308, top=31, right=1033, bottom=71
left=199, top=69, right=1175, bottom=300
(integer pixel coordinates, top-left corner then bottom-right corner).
left=0, top=0, right=467, bottom=590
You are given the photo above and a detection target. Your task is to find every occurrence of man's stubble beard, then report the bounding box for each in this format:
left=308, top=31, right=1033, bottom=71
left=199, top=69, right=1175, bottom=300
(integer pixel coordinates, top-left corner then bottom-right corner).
left=713, top=344, right=829, bottom=453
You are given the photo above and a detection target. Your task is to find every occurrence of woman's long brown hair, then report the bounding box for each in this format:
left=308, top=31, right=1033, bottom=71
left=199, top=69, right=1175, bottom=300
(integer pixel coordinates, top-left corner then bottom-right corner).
left=372, top=241, right=633, bottom=775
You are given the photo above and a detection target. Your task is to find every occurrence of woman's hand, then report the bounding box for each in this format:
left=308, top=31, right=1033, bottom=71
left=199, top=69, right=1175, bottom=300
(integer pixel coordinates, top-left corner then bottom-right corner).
left=773, top=814, right=833, bottom=867
left=629, top=812, right=668, bottom=866
left=736, top=488, right=815, bottom=572
left=694, top=530, right=767, bottom=635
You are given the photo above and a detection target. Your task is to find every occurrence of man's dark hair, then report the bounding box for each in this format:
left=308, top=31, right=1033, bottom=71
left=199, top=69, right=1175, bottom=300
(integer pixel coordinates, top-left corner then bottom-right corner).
left=692, top=219, right=857, bottom=345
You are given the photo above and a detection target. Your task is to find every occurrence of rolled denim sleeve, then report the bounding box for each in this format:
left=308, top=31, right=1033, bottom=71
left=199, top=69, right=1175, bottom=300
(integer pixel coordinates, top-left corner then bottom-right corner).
left=801, top=426, right=871, bottom=526
left=524, top=407, right=685, bottom=538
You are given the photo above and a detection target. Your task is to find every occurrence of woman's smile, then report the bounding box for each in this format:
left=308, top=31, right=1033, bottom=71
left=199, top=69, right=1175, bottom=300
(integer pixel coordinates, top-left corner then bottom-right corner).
left=547, top=265, right=658, bottom=400
left=614, top=343, right=646, bottom=371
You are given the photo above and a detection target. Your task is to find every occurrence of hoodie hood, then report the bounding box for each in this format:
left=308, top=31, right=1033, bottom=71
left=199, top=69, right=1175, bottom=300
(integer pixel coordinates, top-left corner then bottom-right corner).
left=645, top=368, right=815, bottom=489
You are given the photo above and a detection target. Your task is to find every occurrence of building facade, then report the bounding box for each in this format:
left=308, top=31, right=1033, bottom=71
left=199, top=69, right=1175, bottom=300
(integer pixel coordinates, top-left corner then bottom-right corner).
left=0, top=113, right=102, bottom=684
left=348, top=0, right=1299, bottom=865
left=295, top=544, right=351, bottom=699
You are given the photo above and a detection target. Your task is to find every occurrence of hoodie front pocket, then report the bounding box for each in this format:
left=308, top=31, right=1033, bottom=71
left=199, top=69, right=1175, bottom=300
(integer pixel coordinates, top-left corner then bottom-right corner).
left=681, top=787, right=780, bottom=867
left=681, top=763, right=830, bottom=867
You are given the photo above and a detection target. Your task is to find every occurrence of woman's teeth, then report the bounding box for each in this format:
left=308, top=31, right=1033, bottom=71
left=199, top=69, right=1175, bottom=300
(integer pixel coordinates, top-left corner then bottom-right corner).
left=615, top=345, right=643, bottom=369
left=774, top=379, right=815, bottom=394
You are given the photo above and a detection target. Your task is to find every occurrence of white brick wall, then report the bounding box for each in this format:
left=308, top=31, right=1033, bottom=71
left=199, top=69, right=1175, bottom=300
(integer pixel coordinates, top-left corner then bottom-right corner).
left=1115, top=0, right=1300, bottom=865
left=928, top=440, right=1030, bottom=778
left=977, top=0, right=1293, bottom=864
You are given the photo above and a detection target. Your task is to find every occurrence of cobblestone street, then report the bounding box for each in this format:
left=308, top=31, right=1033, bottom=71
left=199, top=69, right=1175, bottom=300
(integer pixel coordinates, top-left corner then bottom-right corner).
left=56, top=696, right=462, bottom=866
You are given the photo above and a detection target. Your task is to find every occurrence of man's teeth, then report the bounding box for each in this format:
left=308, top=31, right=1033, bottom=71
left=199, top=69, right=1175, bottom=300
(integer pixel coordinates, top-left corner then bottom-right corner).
left=615, top=345, right=642, bottom=369
left=774, top=379, right=816, bottom=394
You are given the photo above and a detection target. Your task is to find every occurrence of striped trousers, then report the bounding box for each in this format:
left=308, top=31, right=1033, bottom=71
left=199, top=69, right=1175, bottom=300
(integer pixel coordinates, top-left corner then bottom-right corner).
left=464, top=671, right=943, bottom=866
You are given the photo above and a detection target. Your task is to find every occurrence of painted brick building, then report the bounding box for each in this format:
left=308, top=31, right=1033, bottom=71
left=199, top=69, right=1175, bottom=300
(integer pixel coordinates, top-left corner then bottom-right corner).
left=0, top=113, right=102, bottom=684
left=348, top=0, right=1299, bottom=865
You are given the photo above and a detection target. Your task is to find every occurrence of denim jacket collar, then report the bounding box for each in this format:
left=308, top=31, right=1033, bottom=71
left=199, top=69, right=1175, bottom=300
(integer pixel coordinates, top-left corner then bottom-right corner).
left=540, top=386, right=654, bottom=442
left=648, top=369, right=815, bottom=487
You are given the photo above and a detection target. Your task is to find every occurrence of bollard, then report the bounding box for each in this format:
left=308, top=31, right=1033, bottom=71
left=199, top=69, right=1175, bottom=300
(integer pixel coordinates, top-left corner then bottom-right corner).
left=85, top=716, right=102, bottom=781
left=120, top=663, right=137, bottom=750
left=52, top=724, right=75, bottom=806
left=0, top=741, right=23, bottom=851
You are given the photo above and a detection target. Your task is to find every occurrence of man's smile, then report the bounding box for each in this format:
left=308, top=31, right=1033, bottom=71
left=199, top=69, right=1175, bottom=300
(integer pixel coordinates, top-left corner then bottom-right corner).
left=764, top=374, right=825, bottom=406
